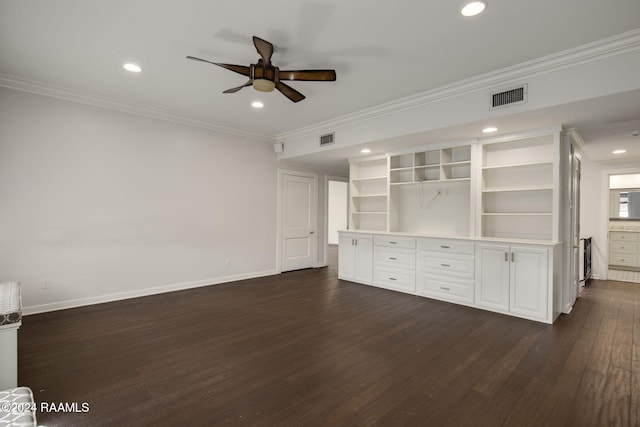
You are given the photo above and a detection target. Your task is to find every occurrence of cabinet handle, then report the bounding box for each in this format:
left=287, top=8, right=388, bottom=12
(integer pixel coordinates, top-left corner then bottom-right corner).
left=511, top=252, right=515, bottom=262
left=355, top=239, right=358, bottom=246
left=441, top=263, right=450, bottom=267
left=440, top=286, right=450, bottom=291
left=389, top=257, right=397, bottom=260
left=389, top=277, right=397, bottom=281
left=440, top=245, right=450, bottom=249
left=389, top=241, right=397, bottom=245
left=505, top=252, right=508, bottom=262
left=352, top=238, right=355, bottom=246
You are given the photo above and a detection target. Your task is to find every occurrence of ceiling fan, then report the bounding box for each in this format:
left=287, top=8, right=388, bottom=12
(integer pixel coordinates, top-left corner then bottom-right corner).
left=187, top=36, right=336, bottom=103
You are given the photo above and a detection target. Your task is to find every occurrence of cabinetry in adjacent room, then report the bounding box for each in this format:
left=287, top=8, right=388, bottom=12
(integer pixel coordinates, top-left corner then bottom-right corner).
left=609, top=231, right=640, bottom=270
left=338, top=233, right=373, bottom=284
left=480, top=134, right=558, bottom=241
left=349, top=158, right=388, bottom=231
left=476, top=243, right=551, bottom=322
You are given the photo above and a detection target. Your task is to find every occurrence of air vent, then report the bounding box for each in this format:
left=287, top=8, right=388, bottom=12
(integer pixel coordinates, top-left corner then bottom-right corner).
left=491, top=84, right=527, bottom=109
left=319, top=132, right=335, bottom=147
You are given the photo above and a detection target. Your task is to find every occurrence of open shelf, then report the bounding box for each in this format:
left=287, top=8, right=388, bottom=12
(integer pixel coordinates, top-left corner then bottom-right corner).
left=481, top=134, right=556, bottom=240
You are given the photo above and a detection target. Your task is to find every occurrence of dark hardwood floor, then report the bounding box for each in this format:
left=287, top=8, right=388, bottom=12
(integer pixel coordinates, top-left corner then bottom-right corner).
left=18, top=246, right=640, bottom=426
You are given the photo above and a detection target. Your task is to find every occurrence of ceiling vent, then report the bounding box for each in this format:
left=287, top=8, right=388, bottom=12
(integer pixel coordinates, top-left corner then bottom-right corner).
left=320, top=132, right=335, bottom=147
left=491, top=84, right=527, bottom=109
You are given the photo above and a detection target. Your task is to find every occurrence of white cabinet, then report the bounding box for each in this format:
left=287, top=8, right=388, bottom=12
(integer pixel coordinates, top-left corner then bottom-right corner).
left=373, top=235, right=416, bottom=294
left=338, top=233, right=373, bottom=284
left=609, top=231, right=640, bottom=269
left=417, top=238, right=475, bottom=305
left=476, top=243, right=550, bottom=322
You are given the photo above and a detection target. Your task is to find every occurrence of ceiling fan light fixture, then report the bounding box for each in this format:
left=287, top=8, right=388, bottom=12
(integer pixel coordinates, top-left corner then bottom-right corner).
left=253, top=79, right=276, bottom=92
left=461, top=1, right=487, bottom=17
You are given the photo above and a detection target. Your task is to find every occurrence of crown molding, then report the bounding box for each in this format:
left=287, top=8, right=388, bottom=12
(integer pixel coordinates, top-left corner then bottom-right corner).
left=2, top=29, right=639, bottom=146
left=0, top=74, right=274, bottom=142
left=276, top=28, right=640, bottom=143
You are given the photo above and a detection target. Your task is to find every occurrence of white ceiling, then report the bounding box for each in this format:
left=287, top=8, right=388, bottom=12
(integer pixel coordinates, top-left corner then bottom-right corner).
left=1, top=0, right=639, bottom=167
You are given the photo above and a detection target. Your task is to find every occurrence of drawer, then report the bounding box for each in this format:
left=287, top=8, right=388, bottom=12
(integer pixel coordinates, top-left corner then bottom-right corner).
left=374, top=268, right=416, bottom=293
left=417, top=251, right=474, bottom=279
left=374, top=247, right=416, bottom=270
left=374, top=235, right=416, bottom=249
left=610, top=232, right=639, bottom=242
left=417, top=275, right=474, bottom=304
left=418, top=238, right=475, bottom=255
left=610, top=241, right=638, bottom=254
left=609, top=253, right=638, bottom=267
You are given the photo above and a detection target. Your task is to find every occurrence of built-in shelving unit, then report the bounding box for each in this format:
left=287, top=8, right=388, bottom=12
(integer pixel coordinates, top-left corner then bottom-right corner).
left=349, top=157, right=388, bottom=231
left=480, top=135, right=557, bottom=241
left=390, top=145, right=471, bottom=185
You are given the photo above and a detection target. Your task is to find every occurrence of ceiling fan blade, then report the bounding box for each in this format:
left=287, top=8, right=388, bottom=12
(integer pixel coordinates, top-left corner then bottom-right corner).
left=223, top=80, right=253, bottom=93
left=279, top=69, right=337, bottom=81
left=253, top=36, right=274, bottom=65
left=186, top=56, right=250, bottom=76
left=276, top=81, right=305, bottom=103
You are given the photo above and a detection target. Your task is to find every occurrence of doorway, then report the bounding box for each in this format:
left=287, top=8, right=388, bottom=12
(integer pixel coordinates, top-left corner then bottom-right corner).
left=607, top=173, right=640, bottom=284
left=326, top=177, right=348, bottom=269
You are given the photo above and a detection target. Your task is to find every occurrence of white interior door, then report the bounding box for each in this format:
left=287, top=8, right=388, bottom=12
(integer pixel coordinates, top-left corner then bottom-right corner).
left=281, top=172, right=317, bottom=272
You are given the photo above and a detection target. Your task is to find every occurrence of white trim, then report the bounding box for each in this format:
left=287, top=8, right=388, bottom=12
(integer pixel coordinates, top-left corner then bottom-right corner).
left=22, top=269, right=278, bottom=315
left=0, top=74, right=273, bottom=142
left=277, top=29, right=640, bottom=143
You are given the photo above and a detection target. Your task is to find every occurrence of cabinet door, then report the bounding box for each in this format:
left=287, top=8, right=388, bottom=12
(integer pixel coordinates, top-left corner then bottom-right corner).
left=510, top=246, right=549, bottom=321
left=354, top=235, right=374, bottom=283
left=476, top=244, right=510, bottom=312
left=338, top=233, right=355, bottom=280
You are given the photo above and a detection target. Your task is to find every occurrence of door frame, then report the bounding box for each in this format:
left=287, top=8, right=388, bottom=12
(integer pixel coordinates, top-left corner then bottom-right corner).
left=276, top=168, right=319, bottom=273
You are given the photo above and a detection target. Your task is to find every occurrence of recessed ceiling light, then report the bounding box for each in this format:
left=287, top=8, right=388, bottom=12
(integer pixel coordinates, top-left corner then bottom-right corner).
left=612, top=149, right=626, bottom=154
left=461, top=1, right=487, bottom=17
left=251, top=101, right=264, bottom=109
left=361, top=148, right=371, bottom=154
left=123, top=63, right=142, bottom=73
left=482, top=126, right=498, bottom=133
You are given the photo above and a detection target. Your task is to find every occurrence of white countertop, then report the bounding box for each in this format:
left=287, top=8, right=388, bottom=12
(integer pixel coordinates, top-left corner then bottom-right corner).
left=339, top=229, right=562, bottom=246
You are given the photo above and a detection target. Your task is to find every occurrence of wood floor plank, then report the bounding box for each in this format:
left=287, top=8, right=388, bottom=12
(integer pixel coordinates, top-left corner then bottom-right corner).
left=16, top=251, right=640, bottom=426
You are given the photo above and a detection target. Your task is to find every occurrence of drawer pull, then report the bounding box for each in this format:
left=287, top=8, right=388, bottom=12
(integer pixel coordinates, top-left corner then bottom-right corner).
left=389, top=257, right=397, bottom=260
left=389, top=277, right=397, bottom=281
left=441, top=263, right=450, bottom=267
left=389, top=241, right=398, bottom=244
left=440, top=245, right=450, bottom=249
left=440, top=286, right=450, bottom=291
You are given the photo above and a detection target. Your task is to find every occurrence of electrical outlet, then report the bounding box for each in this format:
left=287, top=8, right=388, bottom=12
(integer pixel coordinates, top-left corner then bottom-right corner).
left=225, top=258, right=231, bottom=267
left=41, top=279, right=50, bottom=289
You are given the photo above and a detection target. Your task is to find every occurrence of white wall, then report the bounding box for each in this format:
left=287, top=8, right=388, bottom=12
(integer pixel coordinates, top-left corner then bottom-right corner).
left=327, top=181, right=348, bottom=244
left=579, top=154, right=607, bottom=279
left=0, top=87, right=279, bottom=313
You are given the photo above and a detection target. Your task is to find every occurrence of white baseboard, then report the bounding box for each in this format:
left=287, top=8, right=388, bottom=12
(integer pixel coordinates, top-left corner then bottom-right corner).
left=22, top=269, right=279, bottom=316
